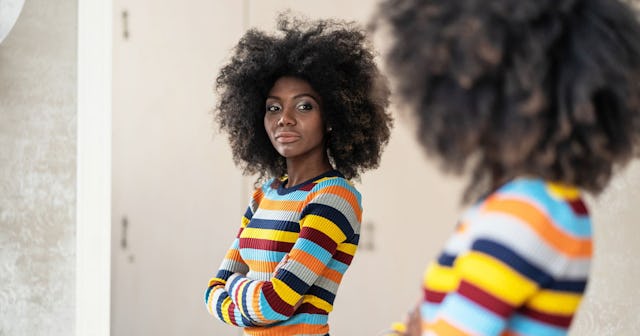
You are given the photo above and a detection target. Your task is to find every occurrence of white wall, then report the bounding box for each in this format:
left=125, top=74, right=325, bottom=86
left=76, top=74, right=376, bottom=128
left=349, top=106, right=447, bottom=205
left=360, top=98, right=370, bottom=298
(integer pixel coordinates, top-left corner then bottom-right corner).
left=0, top=0, right=77, bottom=335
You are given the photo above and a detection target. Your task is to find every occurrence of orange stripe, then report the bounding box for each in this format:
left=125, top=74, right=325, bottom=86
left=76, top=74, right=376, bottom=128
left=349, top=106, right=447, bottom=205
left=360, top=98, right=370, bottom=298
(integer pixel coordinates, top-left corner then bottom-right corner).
left=224, top=249, right=244, bottom=262
left=252, top=188, right=264, bottom=204
left=290, top=249, right=326, bottom=275
left=251, top=283, right=266, bottom=323
left=428, top=319, right=472, bottom=336
left=259, top=198, right=302, bottom=211
left=244, top=323, right=329, bottom=335
left=320, top=267, right=344, bottom=284
left=482, top=197, right=592, bottom=257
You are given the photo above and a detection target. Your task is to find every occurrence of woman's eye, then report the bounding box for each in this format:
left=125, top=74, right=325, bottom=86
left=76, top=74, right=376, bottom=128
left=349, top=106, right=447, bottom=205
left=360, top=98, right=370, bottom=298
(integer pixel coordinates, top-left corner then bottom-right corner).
left=297, top=103, right=313, bottom=111
left=266, top=105, right=280, bottom=112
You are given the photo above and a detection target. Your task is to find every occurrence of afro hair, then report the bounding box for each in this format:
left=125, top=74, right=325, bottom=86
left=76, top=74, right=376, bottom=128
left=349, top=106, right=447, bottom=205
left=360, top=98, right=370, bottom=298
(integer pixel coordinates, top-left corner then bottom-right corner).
left=375, top=0, right=640, bottom=200
left=215, top=13, right=393, bottom=181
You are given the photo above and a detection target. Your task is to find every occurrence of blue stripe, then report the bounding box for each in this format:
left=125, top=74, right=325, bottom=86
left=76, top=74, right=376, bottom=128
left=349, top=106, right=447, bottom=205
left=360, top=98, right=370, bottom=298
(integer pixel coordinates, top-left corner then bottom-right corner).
left=508, top=314, right=567, bottom=336
left=241, top=248, right=287, bottom=262
left=241, top=283, right=249, bottom=321
left=274, top=313, right=329, bottom=326
left=497, top=179, right=592, bottom=237
left=325, top=259, right=348, bottom=274
left=215, top=292, right=229, bottom=322
left=549, top=279, right=588, bottom=293
left=243, top=206, right=253, bottom=221
left=247, top=218, right=300, bottom=232
left=278, top=269, right=310, bottom=295
left=259, top=290, right=288, bottom=321
left=351, top=233, right=360, bottom=244
left=420, top=302, right=439, bottom=322
left=215, top=269, right=233, bottom=280
left=302, top=203, right=354, bottom=239
left=440, top=293, right=506, bottom=334
left=472, top=239, right=553, bottom=286
left=204, top=286, right=213, bottom=303
left=293, top=238, right=333, bottom=262
left=240, top=313, right=253, bottom=326
left=438, top=252, right=456, bottom=267
left=308, top=284, right=336, bottom=304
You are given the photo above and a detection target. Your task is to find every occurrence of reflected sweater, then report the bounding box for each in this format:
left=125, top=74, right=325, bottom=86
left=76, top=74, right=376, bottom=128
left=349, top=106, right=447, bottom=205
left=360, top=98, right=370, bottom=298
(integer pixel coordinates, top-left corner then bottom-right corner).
left=205, top=170, right=361, bottom=336
left=389, top=178, right=592, bottom=336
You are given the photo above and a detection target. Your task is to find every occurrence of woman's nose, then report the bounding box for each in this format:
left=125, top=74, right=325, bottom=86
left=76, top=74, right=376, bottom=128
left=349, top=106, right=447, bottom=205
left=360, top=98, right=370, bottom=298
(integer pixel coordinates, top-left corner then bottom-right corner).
left=277, top=108, right=296, bottom=126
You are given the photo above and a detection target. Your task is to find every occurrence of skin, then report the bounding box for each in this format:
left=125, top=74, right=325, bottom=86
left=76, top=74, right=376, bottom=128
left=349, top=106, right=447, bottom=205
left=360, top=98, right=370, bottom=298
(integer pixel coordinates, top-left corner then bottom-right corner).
left=264, top=76, right=333, bottom=186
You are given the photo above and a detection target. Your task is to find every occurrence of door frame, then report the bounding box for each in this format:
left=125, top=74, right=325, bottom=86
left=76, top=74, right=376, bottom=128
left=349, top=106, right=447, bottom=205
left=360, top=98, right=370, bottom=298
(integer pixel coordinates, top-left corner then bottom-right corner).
left=76, top=0, right=112, bottom=335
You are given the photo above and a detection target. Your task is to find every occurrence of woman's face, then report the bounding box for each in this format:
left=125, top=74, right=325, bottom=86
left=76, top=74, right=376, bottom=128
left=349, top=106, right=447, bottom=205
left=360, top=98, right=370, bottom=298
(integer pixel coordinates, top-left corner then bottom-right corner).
left=264, top=76, right=327, bottom=162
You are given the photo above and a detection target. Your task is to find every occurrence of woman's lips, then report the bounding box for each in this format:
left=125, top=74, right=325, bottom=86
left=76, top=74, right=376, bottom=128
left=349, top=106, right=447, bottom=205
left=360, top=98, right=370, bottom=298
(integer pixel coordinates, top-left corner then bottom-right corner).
left=275, top=132, right=300, bottom=143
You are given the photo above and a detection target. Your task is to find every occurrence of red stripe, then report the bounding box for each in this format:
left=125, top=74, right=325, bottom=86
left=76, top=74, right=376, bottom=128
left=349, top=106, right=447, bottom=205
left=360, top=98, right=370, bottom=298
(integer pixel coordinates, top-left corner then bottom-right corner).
left=262, top=281, right=294, bottom=317
left=299, top=227, right=338, bottom=252
left=519, top=306, right=573, bottom=328
left=424, top=288, right=446, bottom=303
left=567, top=199, right=588, bottom=216
left=458, top=280, right=515, bottom=318
left=333, top=250, right=354, bottom=265
left=239, top=238, right=294, bottom=252
left=296, top=302, right=329, bottom=314
left=228, top=302, right=238, bottom=326
left=300, top=182, right=317, bottom=191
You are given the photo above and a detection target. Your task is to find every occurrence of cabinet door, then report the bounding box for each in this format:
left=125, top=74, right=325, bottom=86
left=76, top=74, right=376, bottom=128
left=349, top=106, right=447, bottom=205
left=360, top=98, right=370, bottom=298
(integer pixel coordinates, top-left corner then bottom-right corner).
left=112, top=1, right=246, bottom=335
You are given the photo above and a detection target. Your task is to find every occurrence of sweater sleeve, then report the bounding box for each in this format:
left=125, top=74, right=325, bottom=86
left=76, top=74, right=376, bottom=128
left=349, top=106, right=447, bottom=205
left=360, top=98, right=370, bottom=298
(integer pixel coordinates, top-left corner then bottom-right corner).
left=204, top=189, right=263, bottom=327
left=224, top=179, right=362, bottom=325
left=424, top=194, right=584, bottom=335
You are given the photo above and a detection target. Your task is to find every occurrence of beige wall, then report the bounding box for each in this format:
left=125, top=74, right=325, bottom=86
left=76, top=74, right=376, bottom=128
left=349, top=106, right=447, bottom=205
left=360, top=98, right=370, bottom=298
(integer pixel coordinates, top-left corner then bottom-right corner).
left=110, top=1, right=640, bottom=335
left=0, top=0, right=77, bottom=335
left=1, top=0, right=638, bottom=335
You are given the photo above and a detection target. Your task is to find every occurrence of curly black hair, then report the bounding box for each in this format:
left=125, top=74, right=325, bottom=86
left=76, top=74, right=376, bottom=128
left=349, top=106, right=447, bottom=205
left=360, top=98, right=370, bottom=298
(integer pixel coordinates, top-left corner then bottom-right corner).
left=375, top=0, right=640, bottom=200
left=215, top=13, right=392, bottom=181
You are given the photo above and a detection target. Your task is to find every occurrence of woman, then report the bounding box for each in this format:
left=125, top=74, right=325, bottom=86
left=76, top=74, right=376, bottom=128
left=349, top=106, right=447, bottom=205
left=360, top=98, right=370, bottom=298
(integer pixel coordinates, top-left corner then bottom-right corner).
left=374, top=0, right=640, bottom=335
left=204, top=14, right=392, bottom=336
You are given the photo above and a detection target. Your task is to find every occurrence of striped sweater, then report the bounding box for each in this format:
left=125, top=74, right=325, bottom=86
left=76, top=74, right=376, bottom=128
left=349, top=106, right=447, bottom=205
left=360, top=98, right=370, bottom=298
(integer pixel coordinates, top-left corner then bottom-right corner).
left=205, top=170, right=362, bottom=336
left=389, top=178, right=592, bottom=336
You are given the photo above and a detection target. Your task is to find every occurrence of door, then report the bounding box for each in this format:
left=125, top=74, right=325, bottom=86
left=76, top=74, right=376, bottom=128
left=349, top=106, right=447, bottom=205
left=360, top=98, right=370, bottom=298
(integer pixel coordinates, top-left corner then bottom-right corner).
left=112, top=1, right=246, bottom=335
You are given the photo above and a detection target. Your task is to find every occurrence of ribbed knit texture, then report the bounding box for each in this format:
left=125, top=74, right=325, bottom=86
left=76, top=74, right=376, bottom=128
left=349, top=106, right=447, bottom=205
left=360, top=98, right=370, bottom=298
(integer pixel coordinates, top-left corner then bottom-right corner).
left=205, top=170, right=361, bottom=336
left=387, top=178, right=592, bottom=336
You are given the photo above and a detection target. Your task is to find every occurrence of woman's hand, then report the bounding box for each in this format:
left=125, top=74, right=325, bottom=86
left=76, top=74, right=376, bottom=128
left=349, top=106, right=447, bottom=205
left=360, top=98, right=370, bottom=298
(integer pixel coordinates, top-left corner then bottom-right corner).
left=404, top=303, right=422, bottom=336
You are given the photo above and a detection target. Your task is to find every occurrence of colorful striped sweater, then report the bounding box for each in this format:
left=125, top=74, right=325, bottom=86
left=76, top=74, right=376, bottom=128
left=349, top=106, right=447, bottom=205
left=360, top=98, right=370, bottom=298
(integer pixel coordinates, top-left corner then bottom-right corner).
left=389, top=178, right=592, bottom=336
left=205, top=170, right=362, bottom=336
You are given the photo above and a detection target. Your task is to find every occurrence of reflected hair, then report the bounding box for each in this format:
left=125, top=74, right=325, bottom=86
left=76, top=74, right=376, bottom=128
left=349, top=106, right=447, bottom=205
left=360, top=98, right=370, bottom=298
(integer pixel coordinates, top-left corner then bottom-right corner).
left=375, top=0, right=640, bottom=201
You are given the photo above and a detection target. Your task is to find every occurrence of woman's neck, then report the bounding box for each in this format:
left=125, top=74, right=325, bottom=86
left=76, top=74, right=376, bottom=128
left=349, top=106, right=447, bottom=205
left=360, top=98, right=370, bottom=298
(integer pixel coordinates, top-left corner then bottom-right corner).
left=285, top=156, right=333, bottom=187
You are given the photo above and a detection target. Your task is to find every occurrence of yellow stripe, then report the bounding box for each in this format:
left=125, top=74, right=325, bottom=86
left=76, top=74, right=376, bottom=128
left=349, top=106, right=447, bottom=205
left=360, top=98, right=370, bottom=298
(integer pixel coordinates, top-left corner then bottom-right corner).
left=547, top=182, right=580, bottom=200
left=336, top=242, right=357, bottom=255
left=424, top=262, right=459, bottom=292
left=314, top=176, right=338, bottom=184
left=241, top=216, right=250, bottom=227
left=235, top=279, right=249, bottom=313
left=207, top=277, right=226, bottom=287
left=272, top=278, right=301, bottom=306
left=241, top=227, right=298, bottom=243
left=528, top=290, right=583, bottom=315
left=303, top=295, right=333, bottom=312
left=456, top=251, right=538, bottom=306
left=301, top=214, right=347, bottom=243
left=220, top=296, right=233, bottom=324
